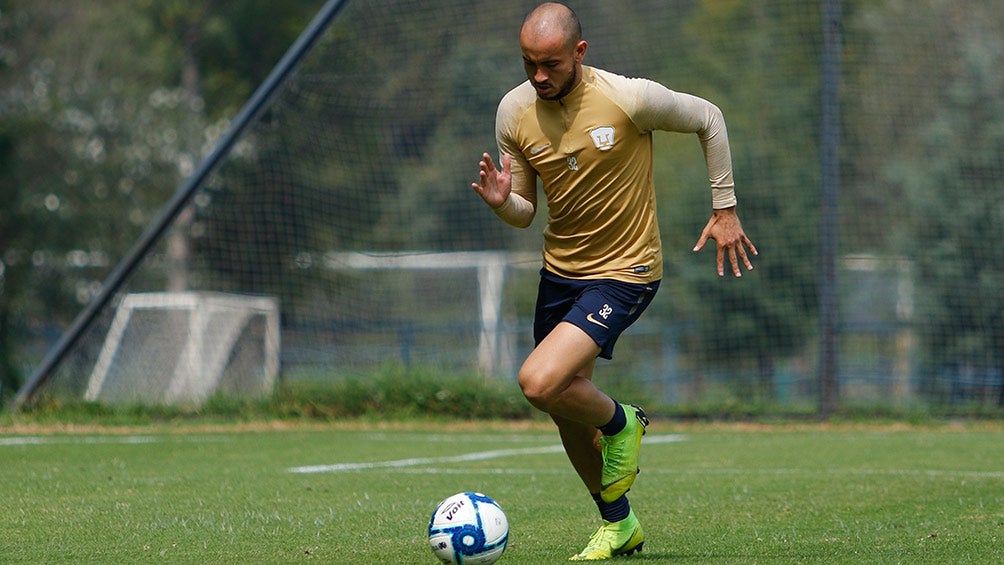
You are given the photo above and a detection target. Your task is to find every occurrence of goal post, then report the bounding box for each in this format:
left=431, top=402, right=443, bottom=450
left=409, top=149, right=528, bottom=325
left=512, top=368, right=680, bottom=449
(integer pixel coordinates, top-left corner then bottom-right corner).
left=322, top=251, right=538, bottom=377
left=84, top=292, right=280, bottom=406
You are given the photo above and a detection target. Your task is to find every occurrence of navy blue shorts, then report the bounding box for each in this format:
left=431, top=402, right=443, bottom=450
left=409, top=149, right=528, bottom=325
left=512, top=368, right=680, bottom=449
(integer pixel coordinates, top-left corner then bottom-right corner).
left=533, top=269, right=660, bottom=360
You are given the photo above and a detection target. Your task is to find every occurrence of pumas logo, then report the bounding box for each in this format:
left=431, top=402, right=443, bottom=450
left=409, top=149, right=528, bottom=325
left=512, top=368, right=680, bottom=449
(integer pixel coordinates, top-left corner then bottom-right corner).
left=589, top=126, right=615, bottom=151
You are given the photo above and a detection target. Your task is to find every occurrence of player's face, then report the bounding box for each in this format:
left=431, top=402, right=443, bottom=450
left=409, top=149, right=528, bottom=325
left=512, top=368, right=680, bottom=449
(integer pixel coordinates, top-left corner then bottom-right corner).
left=520, top=33, right=586, bottom=101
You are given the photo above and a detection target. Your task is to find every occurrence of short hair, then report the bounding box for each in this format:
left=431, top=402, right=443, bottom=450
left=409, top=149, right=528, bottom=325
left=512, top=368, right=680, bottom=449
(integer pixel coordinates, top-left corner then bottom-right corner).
left=522, top=2, right=582, bottom=46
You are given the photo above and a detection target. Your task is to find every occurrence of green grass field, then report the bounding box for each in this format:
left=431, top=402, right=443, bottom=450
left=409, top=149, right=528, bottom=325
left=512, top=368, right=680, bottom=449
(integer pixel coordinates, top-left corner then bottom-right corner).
left=2, top=420, right=1002, bottom=563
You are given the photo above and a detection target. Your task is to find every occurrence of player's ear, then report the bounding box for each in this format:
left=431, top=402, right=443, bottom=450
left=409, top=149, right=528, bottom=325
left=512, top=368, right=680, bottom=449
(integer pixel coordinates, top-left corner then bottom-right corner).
left=574, top=40, right=587, bottom=63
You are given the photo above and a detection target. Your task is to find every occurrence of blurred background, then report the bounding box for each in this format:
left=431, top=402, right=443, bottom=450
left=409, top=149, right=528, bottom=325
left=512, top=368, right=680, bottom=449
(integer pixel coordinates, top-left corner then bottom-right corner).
left=1, top=0, right=1001, bottom=415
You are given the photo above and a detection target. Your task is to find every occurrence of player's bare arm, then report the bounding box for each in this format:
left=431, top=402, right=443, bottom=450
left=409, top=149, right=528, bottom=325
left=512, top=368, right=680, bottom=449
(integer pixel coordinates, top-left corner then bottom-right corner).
left=472, top=153, right=512, bottom=209
left=692, top=206, right=758, bottom=277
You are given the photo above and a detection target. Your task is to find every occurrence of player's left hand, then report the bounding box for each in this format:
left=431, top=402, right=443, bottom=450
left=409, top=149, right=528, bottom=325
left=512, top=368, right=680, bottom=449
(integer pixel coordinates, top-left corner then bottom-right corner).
left=692, top=206, right=758, bottom=277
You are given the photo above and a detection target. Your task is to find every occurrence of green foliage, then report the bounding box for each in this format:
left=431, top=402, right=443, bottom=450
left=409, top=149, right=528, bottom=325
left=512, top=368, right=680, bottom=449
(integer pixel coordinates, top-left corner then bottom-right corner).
left=882, top=2, right=1004, bottom=384
left=656, top=1, right=821, bottom=381
left=0, top=0, right=317, bottom=360
left=11, top=369, right=999, bottom=422
left=10, top=367, right=534, bottom=423
left=4, top=0, right=1004, bottom=411
left=271, top=366, right=533, bottom=420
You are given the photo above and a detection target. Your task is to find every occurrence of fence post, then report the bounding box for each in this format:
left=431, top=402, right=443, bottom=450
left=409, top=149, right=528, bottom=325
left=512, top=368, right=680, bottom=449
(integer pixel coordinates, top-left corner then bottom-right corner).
left=819, top=0, right=842, bottom=417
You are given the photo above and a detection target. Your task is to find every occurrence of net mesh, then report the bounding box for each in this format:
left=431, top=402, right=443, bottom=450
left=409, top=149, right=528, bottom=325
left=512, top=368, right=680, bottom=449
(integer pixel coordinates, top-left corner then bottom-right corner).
left=12, top=0, right=1004, bottom=408
left=84, top=293, right=278, bottom=405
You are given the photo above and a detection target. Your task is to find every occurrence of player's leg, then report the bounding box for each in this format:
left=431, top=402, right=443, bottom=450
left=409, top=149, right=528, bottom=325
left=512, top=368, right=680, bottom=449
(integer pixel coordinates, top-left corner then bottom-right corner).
left=550, top=411, right=643, bottom=561
left=525, top=272, right=656, bottom=560
left=551, top=413, right=603, bottom=488
left=526, top=299, right=652, bottom=499
left=524, top=275, right=656, bottom=495
left=518, top=322, right=646, bottom=561
left=520, top=319, right=647, bottom=492
left=544, top=352, right=602, bottom=492
left=518, top=321, right=614, bottom=426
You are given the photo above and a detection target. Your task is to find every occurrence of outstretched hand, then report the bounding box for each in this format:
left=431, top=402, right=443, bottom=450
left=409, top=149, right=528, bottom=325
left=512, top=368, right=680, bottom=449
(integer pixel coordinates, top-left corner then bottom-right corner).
left=471, top=153, right=512, bottom=209
left=693, top=206, right=758, bottom=277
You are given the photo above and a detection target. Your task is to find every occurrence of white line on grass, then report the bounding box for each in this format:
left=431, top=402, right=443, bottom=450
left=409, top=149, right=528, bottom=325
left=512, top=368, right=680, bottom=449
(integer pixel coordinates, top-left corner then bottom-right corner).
left=287, top=433, right=686, bottom=474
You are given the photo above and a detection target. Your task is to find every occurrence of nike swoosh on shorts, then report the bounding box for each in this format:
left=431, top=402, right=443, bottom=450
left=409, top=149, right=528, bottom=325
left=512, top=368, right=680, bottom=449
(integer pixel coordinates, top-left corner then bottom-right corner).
left=586, top=313, right=610, bottom=329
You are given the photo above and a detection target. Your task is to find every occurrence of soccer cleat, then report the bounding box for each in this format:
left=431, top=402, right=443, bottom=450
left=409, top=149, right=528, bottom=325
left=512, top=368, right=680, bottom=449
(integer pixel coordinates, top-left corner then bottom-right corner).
left=569, top=509, right=645, bottom=561
left=599, top=404, right=648, bottom=503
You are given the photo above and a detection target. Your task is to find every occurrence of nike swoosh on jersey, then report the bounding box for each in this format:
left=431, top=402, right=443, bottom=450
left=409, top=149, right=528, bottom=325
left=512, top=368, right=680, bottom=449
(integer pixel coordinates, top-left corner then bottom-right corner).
left=530, top=144, right=551, bottom=155
left=586, top=313, right=610, bottom=329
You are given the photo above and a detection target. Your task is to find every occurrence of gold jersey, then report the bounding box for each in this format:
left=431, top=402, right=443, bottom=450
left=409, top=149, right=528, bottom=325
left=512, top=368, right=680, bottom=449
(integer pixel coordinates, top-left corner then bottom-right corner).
left=495, top=66, right=737, bottom=283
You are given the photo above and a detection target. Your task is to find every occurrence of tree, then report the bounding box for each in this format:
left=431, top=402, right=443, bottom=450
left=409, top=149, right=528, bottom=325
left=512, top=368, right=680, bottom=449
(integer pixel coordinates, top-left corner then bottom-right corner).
left=0, top=0, right=318, bottom=400
left=885, top=3, right=1004, bottom=404
left=648, top=1, right=822, bottom=399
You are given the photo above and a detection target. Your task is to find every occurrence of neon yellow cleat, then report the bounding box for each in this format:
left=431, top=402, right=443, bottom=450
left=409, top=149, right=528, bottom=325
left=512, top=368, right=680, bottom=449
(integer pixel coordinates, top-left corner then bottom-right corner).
left=599, top=404, right=648, bottom=503
left=569, top=509, right=645, bottom=561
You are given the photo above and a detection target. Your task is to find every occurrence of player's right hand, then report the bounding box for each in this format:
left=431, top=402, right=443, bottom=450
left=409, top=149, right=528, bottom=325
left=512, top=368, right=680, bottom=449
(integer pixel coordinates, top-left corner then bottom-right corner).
left=472, top=153, right=512, bottom=209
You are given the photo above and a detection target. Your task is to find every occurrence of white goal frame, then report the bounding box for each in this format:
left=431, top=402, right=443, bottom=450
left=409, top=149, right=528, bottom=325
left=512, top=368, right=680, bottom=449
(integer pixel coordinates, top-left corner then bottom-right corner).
left=85, top=292, right=280, bottom=405
left=322, top=251, right=537, bottom=376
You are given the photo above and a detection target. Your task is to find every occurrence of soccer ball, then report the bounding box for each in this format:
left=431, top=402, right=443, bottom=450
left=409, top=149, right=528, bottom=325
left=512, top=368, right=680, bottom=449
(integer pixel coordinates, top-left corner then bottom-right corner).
left=428, top=492, right=509, bottom=565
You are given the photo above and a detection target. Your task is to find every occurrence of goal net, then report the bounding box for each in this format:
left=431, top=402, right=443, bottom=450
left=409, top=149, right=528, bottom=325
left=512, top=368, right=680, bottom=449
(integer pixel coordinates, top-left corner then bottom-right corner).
left=85, top=292, right=279, bottom=405
left=14, top=0, right=1004, bottom=409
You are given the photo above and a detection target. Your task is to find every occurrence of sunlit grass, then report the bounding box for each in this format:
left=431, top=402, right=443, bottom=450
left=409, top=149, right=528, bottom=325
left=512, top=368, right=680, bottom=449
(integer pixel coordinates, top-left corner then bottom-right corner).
left=1, top=421, right=1001, bottom=563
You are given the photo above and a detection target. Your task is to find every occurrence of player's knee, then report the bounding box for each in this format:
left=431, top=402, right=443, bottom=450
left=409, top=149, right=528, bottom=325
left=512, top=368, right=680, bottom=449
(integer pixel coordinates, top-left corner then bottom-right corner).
left=517, top=368, right=560, bottom=411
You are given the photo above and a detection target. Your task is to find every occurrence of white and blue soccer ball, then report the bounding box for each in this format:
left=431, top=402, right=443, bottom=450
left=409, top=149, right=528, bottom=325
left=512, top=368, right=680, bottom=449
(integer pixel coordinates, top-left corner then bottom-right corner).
left=428, top=492, right=509, bottom=565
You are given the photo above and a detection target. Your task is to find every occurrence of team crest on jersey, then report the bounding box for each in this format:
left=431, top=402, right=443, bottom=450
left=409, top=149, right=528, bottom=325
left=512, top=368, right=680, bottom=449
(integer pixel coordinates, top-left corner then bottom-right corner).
left=589, top=126, right=615, bottom=151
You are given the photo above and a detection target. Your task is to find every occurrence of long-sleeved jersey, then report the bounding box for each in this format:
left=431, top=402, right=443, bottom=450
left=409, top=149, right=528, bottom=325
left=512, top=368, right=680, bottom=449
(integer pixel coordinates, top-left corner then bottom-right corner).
left=493, top=65, right=737, bottom=283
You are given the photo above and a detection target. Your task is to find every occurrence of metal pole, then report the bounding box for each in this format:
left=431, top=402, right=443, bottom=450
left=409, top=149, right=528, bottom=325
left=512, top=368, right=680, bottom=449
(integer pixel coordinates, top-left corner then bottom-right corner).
left=14, top=0, right=351, bottom=409
left=819, top=0, right=842, bottom=417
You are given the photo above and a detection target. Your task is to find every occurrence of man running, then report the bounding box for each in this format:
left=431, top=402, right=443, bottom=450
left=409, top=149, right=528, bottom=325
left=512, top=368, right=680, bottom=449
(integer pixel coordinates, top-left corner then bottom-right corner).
left=472, top=2, right=756, bottom=560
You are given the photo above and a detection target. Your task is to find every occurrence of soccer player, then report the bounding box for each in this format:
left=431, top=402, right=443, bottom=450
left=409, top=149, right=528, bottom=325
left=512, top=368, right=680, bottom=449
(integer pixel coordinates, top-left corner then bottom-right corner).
left=472, top=2, right=756, bottom=560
